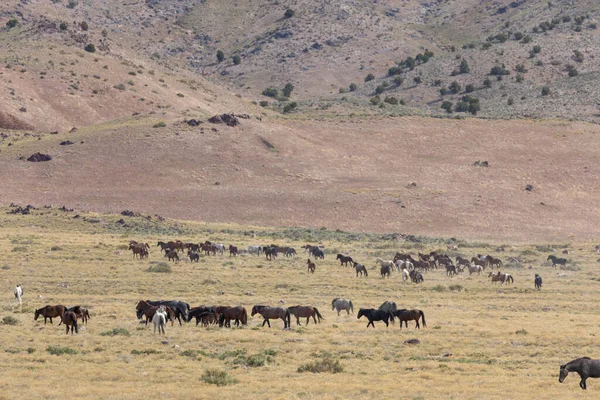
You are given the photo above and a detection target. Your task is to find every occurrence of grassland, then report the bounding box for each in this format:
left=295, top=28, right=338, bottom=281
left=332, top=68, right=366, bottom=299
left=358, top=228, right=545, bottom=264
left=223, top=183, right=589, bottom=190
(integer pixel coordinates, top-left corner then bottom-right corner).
left=0, top=207, right=599, bottom=399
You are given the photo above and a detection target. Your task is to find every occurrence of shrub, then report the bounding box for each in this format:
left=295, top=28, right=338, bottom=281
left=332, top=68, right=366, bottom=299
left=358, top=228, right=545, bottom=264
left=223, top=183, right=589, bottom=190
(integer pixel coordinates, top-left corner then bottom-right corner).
left=562, top=16, right=571, bottom=23
left=375, top=85, right=385, bottom=94
left=131, top=349, right=161, bottom=355
left=459, top=59, right=470, bottom=74
left=388, top=66, right=402, bottom=76
left=573, top=50, right=584, bottom=63
left=513, top=32, right=523, bottom=40
left=434, top=79, right=442, bottom=86
left=259, top=100, right=269, bottom=107
left=84, top=44, right=96, bottom=53
left=483, top=78, right=492, bottom=88
left=481, top=42, right=492, bottom=50
left=47, top=346, right=78, bottom=355
left=282, top=83, right=294, bottom=98
left=384, top=96, right=398, bottom=105
left=298, top=358, right=343, bottom=373
left=50, top=246, right=63, bottom=251
left=449, top=81, right=461, bottom=94
left=455, top=101, right=469, bottom=113
left=67, top=0, right=78, bottom=8
left=2, top=316, right=18, bottom=325
left=532, top=45, right=541, bottom=54
left=349, top=83, right=357, bottom=92
left=369, top=95, right=380, bottom=105
left=364, top=73, right=375, bottom=82
left=516, top=74, right=524, bottom=83
left=441, top=101, right=453, bottom=113
left=465, top=84, right=474, bottom=93
left=439, top=88, right=448, bottom=96
left=216, top=50, right=224, bottom=63
left=201, top=369, right=238, bottom=386
left=515, top=64, right=526, bottom=73
left=490, top=65, right=509, bottom=75
left=59, top=22, right=68, bottom=31
left=589, top=23, right=597, bottom=30
left=100, top=328, right=130, bottom=337
left=147, top=262, right=171, bottom=272
left=282, top=102, right=297, bottom=114
left=521, top=35, right=532, bottom=44
left=507, top=97, right=514, bottom=105
left=232, top=55, right=241, bottom=65
left=6, top=19, right=19, bottom=29
left=413, top=76, right=422, bottom=84
left=284, top=9, right=295, bottom=19
left=541, top=86, right=550, bottom=96
left=262, top=87, right=278, bottom=98
left=80, top=21, right=88, bottom=31
left=114, top=83, right=126, bottom=91
left=568, top=68, right=579, bottom=77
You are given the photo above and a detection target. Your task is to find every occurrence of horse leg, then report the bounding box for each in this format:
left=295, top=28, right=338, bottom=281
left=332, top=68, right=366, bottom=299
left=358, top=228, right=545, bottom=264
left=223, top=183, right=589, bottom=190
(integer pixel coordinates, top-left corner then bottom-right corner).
left=312, top=315, right=316, bottom=324
left=416, top=320, right=420, bottom=329
left=581, top=375, right=587, bottom=390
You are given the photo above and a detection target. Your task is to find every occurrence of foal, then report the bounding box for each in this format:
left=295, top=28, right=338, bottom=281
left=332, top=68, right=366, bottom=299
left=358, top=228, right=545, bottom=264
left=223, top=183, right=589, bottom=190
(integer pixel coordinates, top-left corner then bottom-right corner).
left=307, top=259, right=316, bottom=274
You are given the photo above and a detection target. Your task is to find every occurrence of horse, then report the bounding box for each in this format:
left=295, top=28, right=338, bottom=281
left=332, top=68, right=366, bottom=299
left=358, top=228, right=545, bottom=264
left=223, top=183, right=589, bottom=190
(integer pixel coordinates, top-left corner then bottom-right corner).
left=228, top=245, right=238, bottom=257
left=34, top=305, right=65, bottom=324
left=378, top=301, right=397, bottom=312
left=14, top=285, right=23, bottom=305
left=402, top=268, right=410, bottom=283
left=129, top=243, right=149, bottom=259
left=445, top=264, right=457, bottom=276
left=489, top=271, right=514, bottom=285
left=455, top=256, right=471, bottom=267
left=375, top=257, right=395, bottom=271
left=336, top=254, right=354, bottom=267
left=331, top=298, right=353, bottom=315
left=251, top=305, right=290, bottom=329
left=559, top=357, right=600, bottom=390
left=188, top=250, right=199, bottom=262
left=548, top=255, right=568, bottom=268
left=392, top=309, right=426, bottom=329
left=535, top=274, right=542, bottom=289
left=248, top=245, right=261, bottom=256
left=136, top=301, right=176, bottom=326
left=216, top=306, right=248, bottom=327
left=62, top=311, right=78, bottom=335
left=353, top=262, right=368, bottom=277
left=395, top=259, right=413, bottom=272
left=465, top=264, right=483, bottom=275
left=357, top=308, right=394, bottom=328
left=187, top=306, right=217, bottom=326
left=471, top=257, right=488, bottom=270
left=311, top=247, right=325, bottom=259
left=213, top=243, right=225, bottom=254
left=146, top=300, right=190, bottom=325
left=379, top=264, right=391, bottom=278
left=65, top=306, right=90, bottom=324
left=152, top=306, right=167, bottom=335
left=264, top=247, right=278, bottom=260
left=287, top=306, right=324, bottom=326
left=285, top=247, right=297, bottom=257
left=485, top=255, right=502, bottom=268
left=201, top=243, right=216, bottom=256
left=184, top=242, right=200, bottom=252
left=409, top=270, right=423, bottom=284
left=307, top=259, right=316, bottom=274
left=165, top=250, right=179, bottom=262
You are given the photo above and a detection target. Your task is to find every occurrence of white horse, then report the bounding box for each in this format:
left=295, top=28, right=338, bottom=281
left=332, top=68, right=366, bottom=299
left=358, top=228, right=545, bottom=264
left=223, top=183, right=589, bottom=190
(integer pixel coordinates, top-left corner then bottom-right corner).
left=14, top=285, right=23, bottom=305
left=153, top=306, right=167, bottom=335
left=466, top=264, right=483, bottom=275
left=396, top=259, right=413, bottom=271
left=248, top=245, right=261, bottom=256
left=331, top=298, right=354, bottom=315
left=402, top=268, right=410, bottom=283
left=214, top=244, right=225, bottom=254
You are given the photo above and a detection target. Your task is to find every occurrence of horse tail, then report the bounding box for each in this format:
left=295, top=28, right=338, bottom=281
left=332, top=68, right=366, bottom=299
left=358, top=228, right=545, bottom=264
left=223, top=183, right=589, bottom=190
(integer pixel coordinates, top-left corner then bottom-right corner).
left=420, top=311, right=426, bottom=328
left=389, top=312, right=395, bottom=324
left=349, top=301, right=354, bottom=314
left=285, top=309, right=291, bottom=328
left=509, top=275, right=514, bottom=284
left=241, top=309, right=248, bottom=325
left=314, top=308, right=324, bottom=323
left=364, top=268, right=368, bottom=277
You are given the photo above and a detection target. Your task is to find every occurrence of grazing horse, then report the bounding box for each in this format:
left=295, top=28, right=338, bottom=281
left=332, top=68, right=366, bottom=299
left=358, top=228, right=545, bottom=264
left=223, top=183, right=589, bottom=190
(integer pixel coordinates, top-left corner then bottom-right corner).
left=188, top=250, right=199, bottom=262
left=187, top=306, right=218, bottom=326
left=287, top=306, right=324, bottom=326
left=228, top=245, right=238, bottom=257
left=34, top=305, right=65, bottom=324
left=152, top=306, right=167, bottom=335
left=357, top=308, right=394, bottom=328
left=336, top=254, right=354, bottom=267
left=251, top=305, right=290, bottom=329
left=165, top=250, right=179, bottom=262
left=380, top=264, right=392, bottom=278
left=216, top=306, right=248, bottom=327
left=466, top=264, right=483, bottom=275
left=65, top=306, right=90, bottom=324
left=378, top=301, right=397, bottom=312
left=535, top=274, right=542, bottom=289
left=402, top=268, right=410, bottom=283
left=409, top=270, right=424, bottom=284
left=311, top=248, right=325, bottom=260
left=560, top=357, right=600, bottom=390
left=353, top=262, right=368, bottom=277
left=392, top=309, right=426, bottom=329
left=307, top=259, right=316, bottom=274
left=14, top=284, right=23, bottom=305
left=62, top=311, right=78, bottom=335
left=331, top=298, right=354, bottom=315
left=445, top=264, right=457, bottom=276
left=548, top=255, right=568, bottom=268
left=146, top=300, right=190, bottom=325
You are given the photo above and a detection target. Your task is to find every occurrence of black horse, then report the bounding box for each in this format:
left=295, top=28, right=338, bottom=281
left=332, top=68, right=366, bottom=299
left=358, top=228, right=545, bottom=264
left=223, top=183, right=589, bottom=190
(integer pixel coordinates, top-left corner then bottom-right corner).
left=357, top=308, right=394, bottom=328
left=392, top=309, right=426, bottom=329
left=336, top=254, right=354, bottom=267
left=188, top=306, right=218, bottom=326
left=263, top=246, right=278, bottom=260
left=534, top=274, right=542, bottom=289
left=311, top=247, right=325, bottom=259
left=146, top=300, right=190, bottom=326
left=548, top=255, right=567, bottom=268
left=409, top=270, right=424, bottom=284
left=560, top=357, right=600, bottom=390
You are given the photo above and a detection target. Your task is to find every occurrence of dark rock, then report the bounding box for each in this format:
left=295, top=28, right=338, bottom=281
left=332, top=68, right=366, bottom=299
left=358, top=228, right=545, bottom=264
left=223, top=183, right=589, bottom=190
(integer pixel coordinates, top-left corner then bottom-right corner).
left=121, top=210, right=136, bottom=217
left=69, top=127, right=77, bottom=132
left=185, top=119, right=202, bottom=126
left=116, top=219, right=126, bottom=225
left=525, top=184, right=534, bottom=191
left=59, top=140, right=74, bottom=146
left=273, top=30, right=293, bottom=39
left=49, top=131, right=59, bottom=135
left=208, top=113, right=240, bottom=127
left=404, top=338, right=420, bottom=345
left=473, top=160, right=489, bottom=167
left=311, top=42, right=322, bottom=50
left=27, top=153, right=52, bottom=162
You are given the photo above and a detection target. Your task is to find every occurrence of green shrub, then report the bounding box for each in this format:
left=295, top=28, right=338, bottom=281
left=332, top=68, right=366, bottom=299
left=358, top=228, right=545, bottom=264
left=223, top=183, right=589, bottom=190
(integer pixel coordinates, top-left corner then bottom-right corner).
left=2, top=316, right=18, bottom=325
left=532, top=45, right=541, bottom=54
left=513, top=32, right=523, bottom=40
left=152, top=121, right=166, bottom=128
left=541, top=86, right=550, bottom=96
left=282, top=83, right=294, bottom=98
left=449, top=81, right=461, bottom=94
left=47, top=346, right=78, bottom=355
left=384, top=96, right=398, bottom=105
left=84, top=44, right=96, bottom=53
left=521, top=35, right=532, bottom=44
left=284, top=9, right=295, bottom=18
left=298, top=358, right=343, bottom=373
left=516, top=74, right=524, bottom=83
left=413, top=76, right=422, bottom=84
left=489, top=65, right=510, bottom=75
left=114, top=83, right=126, bottom=91
left=507, top=97, right=514, bottom=105
left=66, top=0, right=78, bottom=8
left=364, top=73, right=375, bottom=82
left=6, top=19, right=19, bottom=29
left=201, top=369, right=238, bottom=386
left=568, top=68, right=578, bottom=77
left=216, top=50, right=224, bottom=63
left=388, top=66, right=402, bottom=76
left=147, top=262, right=171, bottom=272
left=455, top=101, right=469, bottom=112
left=59, top=22, right=68, bottom=31
left=100, top=328, right=130, bottom=337
left=50, top=246, right=63, bottom=251
left=232, top=55, right=241, bottom=65
left=80, top=21, right=88, bottom=31
left=441, top=101, right=453, bottom=113
left=465, top=84, right=474, bottom=93
left=369, top=95, right=380, bottom=105
left=573, top=50, right=584, bottom=63
left=375, top=85, right=385, bottom=94
left=259, top=100, right=269, bottom=107
left=262, top=87, right=278, bottom=98
left=459, top=59, right=470, bottom=74
left=348, top=83, right=357, bottom=92
left=131, top=349, right=161, bottom=355
left=515, top=64, right=526, bottom=73
left=282, top=102, right=297, bottom=114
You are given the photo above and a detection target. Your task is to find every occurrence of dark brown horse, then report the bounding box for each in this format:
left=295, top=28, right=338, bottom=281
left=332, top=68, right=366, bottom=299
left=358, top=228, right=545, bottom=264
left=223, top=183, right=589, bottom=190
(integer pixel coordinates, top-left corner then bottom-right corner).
left=380, top=264, right=392, bottom=278
left=64, top=306, right=90, bottom=324
left=471, top=257, right=488, bottom=270
left=188, top=250, right=199, bottom=262
left=560, top=357, right=600, bottom=390
left=307, top=259, right=316, bottom=274
left=485, top=255, right=502, bottom=268
left=62, top=311, right=79, bottom=334
left=336, top=254, right=354, bottom=267
left=228, top=245, right=238, bottom=257
left=287, top=306, right=324, bottom=326
left=187, top=306, right=218, bottom=326
left=165, top=250, right=179, bottom=262
left=215, top=306, right=248, bottom=327
left=129, top=242, right=149, bottom=259
left=251, top=305, right=290, bottom=328
left=455, top=256, right=470, bottom=267
left=34, top=305, right=65, bottom=324
left=135, top=301, right=176, bottom=326
left=392, top=309, right=426, bottom=329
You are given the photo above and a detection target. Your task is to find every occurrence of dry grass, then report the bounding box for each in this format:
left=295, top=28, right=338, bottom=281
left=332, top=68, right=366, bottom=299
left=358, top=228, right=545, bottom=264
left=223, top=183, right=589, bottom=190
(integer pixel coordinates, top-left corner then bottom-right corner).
left=0, top=208, right=598, bottom=398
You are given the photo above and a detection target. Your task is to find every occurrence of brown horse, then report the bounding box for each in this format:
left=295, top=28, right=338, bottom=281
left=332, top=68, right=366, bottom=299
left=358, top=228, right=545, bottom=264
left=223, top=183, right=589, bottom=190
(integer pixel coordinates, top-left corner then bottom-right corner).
left=489, top=271, right=514, bottom=285
left=201, top=243, right=216, bottom=255
left=129, top=242, right=149, bottom=259
left=187, top=306, right=218, bottom=326
left=216, top=306, right=248, bottom=327
left=392, top=309, right=426, bottom=329
left=62, top=311, right=79, bottom=334
left=34, top=305, right=65, bottom=324
left=471, top=257, right=488, bottom=270
left=165, top=250, right=179, bottom=262
left=135, top=300, right=176, bottom=326
left=485, top=255, right=502, bottom=268
left=307, top=259, right=316, bottom=274
left=228, top=245, right=238, bottom=257
left=188, top=250, right=199, bottom=262
left=251, top=305, right=290, bottom=329
left=64, top=306, right=90, bottom=324
left=380, top=264, right=392, bottom=278
left=287, top=306, right=324, bottom=326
